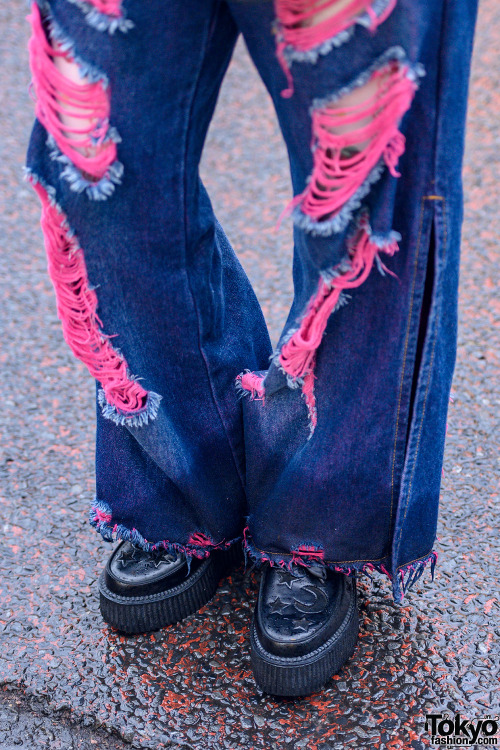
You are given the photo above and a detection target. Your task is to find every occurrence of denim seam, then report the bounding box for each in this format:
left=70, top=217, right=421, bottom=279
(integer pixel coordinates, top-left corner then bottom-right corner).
left=395, top=197, right=447, bottom=551
left=180, top=2, right=246, bottom=492
left=248, top=538, right=389, bottom=565
left=248, top=546, right=435, bottom=569
left=388, top=194, right=445, bottom=539
left=395, top=549, right=436, bottom=570
left=388, top=198, right=427, bottom=538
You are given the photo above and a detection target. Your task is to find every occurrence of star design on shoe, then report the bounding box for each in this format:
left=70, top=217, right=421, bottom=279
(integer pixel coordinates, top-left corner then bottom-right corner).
left=276, top=576, right=296, bottom=590
left=143, top=553, right=177, bottom=571
left=291, top=617, right=312, bottom=633
left=116, top=546, right=141, bottom=569
left=268, top=596, right=292, bottom=615
left=115, top=545, right=178, bottom=573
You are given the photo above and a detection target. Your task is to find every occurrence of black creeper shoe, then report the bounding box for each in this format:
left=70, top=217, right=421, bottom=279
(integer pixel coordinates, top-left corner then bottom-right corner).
left=99, top=540, right=241, bottom=634
left=250, top=563, right=359, bottom=696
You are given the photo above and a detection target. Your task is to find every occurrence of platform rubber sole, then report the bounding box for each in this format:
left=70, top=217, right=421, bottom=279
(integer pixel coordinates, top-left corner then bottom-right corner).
left=98, top=543, right=242, bottom=634
left=250, top=586, right=359, bottom=697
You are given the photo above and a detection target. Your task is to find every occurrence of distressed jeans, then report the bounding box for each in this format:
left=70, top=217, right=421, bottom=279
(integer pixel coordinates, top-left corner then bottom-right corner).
left=26, top=0, right=478, bottom=602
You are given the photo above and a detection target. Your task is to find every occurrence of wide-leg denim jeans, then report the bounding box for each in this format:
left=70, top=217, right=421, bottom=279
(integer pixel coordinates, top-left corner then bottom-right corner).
left=26, top=0, right=478, bottom=601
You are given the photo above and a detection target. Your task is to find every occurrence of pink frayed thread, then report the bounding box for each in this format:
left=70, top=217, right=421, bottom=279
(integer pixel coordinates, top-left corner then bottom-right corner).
left=28, top=3, right=117, bottom=180
left=86, top=0, right=122, bottom=16
left=279, top=215, right=400, bottom=380
left=336, top=565, right=354, bottom=575
left=274, top=0, right=397, bottom=97
left=236, top=371, right=266, bottom=402
left=379, top=563, right=392, bottom=580
left=291, top=544, right=325, bottom=565
left=275, top=40, right=295, bottom=98
left=185, top=533, right=235, bottom=559
left=31, top=181, right=149, bottom=414
left=280, top=62, right=415, bottom=223
left=188, top=532, right=214, bottom=548
left=94, top=508, right=112, bottom=524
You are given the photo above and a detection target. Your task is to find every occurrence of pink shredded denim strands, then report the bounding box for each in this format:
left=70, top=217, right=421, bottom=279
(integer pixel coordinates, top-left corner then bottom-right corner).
left=86, top=0, right=122, bottom=15
left=31, top=181, right=151, bottom=417
left=285, top=63, right=416, bottom=225
left=274, top=0, right=397, bottom=96
left=28, top=2, right=117, bottom=181
left=291, top=544, right=325, bottom=565
left=187, top=532, right=215, bottom=548
left=235, top=371, right=266, bottom=401
left=280, top=216, right=400, bottom=380
left=93, top=507, right=112, bottom=524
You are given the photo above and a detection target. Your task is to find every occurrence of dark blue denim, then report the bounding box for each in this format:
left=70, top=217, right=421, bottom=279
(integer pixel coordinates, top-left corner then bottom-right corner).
left=26, top=0, right=478, bottom=601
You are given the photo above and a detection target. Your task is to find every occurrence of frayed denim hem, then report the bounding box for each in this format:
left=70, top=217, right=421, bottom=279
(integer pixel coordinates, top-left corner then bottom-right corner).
left=98, top=389, right=162, bottom=427
left=243, top=527, right=437, bottom=604
left=90, top=500, right=242, bottom=561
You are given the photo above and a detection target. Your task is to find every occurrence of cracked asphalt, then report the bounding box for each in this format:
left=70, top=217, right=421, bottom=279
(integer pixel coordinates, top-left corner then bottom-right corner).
left=0, top=1, right=498, bottom=748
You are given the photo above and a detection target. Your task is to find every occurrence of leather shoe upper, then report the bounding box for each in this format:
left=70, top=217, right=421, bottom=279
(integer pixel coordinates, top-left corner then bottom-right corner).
left=103, top=540, right=202, bottom=597
left=254, top=563, right=355, bottom=657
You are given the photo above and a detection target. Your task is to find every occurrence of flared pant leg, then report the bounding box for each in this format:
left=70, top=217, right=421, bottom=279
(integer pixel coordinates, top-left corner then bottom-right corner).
left=26, top=0, right=272, bottom=558
left=228, top=0, right=478, bottom=600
